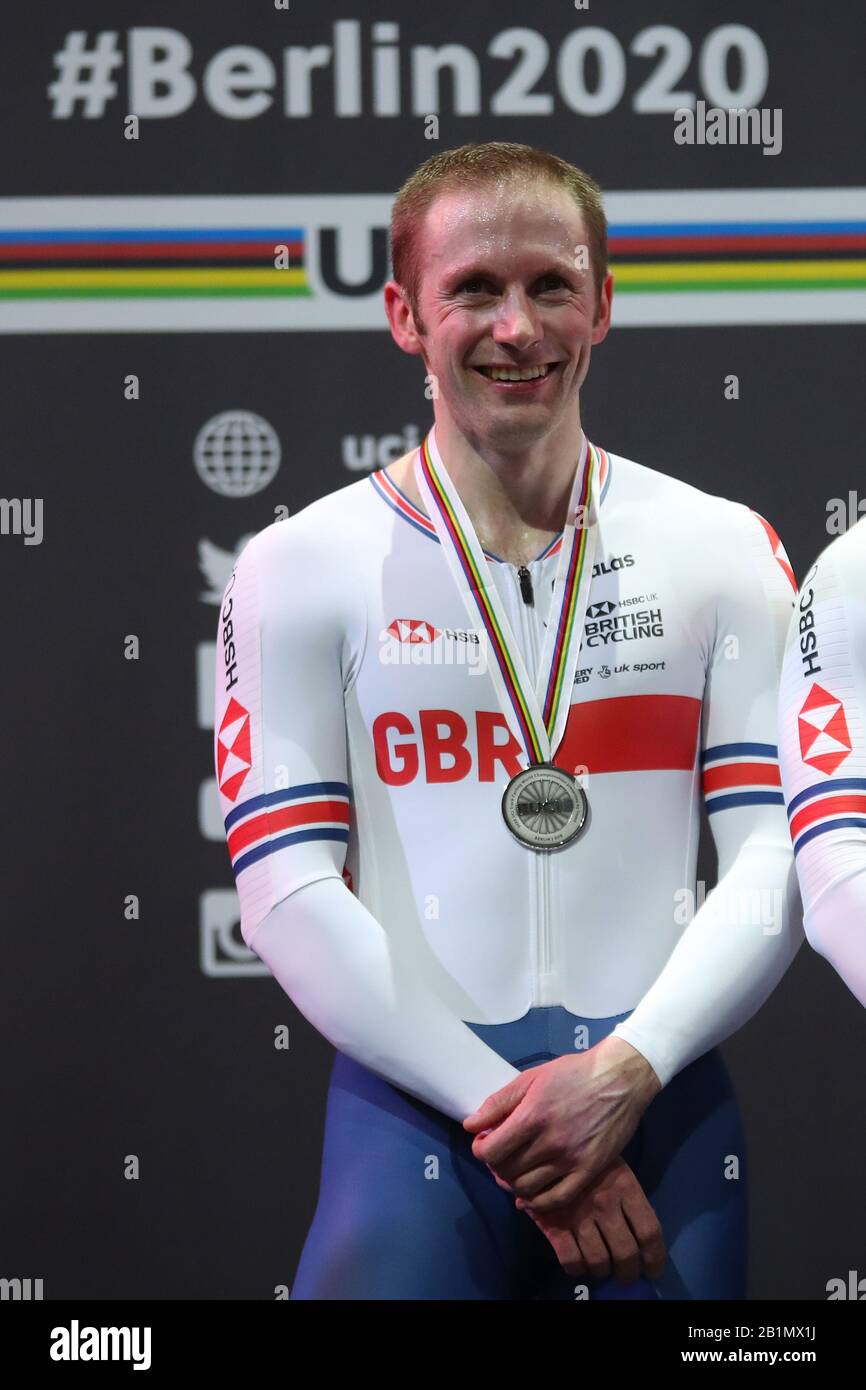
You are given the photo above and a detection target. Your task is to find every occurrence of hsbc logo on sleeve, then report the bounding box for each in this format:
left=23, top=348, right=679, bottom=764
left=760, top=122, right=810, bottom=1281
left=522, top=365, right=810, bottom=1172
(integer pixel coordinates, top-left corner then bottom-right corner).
left=217, top=697, right=252, bottom=800
left=797, top=565, right=822, bottom=678
left=221, top=569, right=240, bottom=691
left=798, top=683, right=852, bottom=775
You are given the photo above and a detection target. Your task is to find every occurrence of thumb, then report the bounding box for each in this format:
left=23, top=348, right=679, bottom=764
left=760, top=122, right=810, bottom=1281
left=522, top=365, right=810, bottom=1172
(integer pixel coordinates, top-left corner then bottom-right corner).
left=463, top=1074, right=530, bottom=1132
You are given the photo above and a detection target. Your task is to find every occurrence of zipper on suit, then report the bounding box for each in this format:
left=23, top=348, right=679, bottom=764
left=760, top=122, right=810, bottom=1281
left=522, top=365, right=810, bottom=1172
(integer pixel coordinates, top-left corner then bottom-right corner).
left=514, top=564, right=554, bottom=1005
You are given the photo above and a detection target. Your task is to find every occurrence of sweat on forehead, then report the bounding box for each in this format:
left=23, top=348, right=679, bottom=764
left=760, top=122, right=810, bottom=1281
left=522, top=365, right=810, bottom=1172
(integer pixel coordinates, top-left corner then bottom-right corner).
left=422, top=182, right=586, bottom=261
left=428, top=175, right=580, bottom=227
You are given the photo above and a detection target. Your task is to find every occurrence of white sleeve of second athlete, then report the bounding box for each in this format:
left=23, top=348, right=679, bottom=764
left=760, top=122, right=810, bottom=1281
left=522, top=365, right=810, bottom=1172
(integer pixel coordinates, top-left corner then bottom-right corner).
left=778, top=520, right=866, bottom=1006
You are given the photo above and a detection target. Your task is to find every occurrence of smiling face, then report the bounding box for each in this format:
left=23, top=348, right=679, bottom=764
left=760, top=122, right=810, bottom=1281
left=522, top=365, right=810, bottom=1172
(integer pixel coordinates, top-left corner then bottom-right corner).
left=386, top=176, right=612, bottom=455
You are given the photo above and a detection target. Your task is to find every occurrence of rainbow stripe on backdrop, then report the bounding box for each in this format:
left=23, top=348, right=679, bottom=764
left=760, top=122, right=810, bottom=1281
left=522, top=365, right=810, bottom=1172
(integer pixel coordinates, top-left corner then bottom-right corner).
left=0, top=217, right=864, bottom=298
left=609, top=219, right=866, bottom=292
left=0, top=226, right=312, bottom=298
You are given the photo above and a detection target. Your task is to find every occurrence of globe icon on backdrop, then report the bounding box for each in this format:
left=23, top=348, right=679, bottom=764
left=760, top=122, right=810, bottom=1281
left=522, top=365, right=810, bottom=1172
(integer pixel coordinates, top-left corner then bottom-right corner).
left=193, top=410, right=281, bottom=497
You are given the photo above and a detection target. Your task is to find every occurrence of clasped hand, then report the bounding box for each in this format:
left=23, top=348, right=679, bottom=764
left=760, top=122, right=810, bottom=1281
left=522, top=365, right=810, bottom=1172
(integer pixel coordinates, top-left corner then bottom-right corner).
left=463, top=1037, right=664, bottom=1282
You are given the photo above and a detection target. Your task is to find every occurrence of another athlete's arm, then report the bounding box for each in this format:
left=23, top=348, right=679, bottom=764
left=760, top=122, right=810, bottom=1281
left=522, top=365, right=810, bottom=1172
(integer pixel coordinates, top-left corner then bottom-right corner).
left=214, top=521, right=519, bottom=1123
left=611, top=507, right=805, bottom=1087
left=778, top=520, right=866, bottom=1006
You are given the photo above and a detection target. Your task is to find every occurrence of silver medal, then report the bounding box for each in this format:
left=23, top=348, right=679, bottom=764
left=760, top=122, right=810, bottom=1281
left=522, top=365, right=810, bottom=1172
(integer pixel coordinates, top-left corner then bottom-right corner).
left=501, top=762, right=588, bottom=851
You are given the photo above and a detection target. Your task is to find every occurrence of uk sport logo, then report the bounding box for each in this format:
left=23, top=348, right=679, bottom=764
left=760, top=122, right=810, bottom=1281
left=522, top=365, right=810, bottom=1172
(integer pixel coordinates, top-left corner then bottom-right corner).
left=798, top=683, right=852, bottom=775
left=217, top=697, right=252, bottom=800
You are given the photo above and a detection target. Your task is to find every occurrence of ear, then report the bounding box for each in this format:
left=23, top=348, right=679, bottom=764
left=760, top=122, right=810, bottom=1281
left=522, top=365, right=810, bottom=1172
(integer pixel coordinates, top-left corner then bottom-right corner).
left=384, top=280, right=425, bottom=356
left=591, top=271, right=614, bottom=345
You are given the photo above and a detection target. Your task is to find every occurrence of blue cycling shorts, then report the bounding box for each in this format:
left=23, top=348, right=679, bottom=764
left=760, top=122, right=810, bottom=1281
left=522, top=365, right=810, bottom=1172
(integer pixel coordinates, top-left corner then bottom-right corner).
left=291, top=1007, right=748, bottom=1300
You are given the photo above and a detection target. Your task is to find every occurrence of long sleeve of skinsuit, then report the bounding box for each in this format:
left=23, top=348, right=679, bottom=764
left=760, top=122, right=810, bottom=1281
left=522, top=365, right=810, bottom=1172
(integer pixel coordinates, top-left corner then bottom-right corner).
left=213, top=519, right=520, bottom=1123
left=778, top=517, right=866, bottom=1006
left=611, top=506, right=805, bottom=1085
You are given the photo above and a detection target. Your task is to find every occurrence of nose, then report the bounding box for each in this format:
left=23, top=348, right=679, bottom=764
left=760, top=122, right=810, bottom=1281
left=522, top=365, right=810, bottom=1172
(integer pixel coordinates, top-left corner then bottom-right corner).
left=491, top=287, right=542, bottom=352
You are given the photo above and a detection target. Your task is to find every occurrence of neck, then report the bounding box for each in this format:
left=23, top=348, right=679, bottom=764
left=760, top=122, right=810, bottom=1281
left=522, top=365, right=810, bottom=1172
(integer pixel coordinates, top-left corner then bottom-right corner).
left=430, top=410, right=586, bottom=565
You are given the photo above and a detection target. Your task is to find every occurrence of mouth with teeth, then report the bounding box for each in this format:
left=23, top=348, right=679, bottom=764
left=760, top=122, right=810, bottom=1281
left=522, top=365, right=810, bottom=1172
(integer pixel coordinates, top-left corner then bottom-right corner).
left=472, top=362, right=560, bottom=390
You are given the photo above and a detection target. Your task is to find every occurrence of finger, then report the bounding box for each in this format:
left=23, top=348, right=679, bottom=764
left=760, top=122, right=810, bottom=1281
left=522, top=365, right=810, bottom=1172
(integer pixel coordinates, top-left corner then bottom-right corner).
left=595, top=1209, right=641, bottom=1285
left=539, top=1223, right=586, bottom=1280
left=621, top=1192, right=667, bottom=1279
left=519, top=1170, right=587, bottom=1214
left=484, top=1126, right=560, bottom=1185
left=470, top=1102, right=538, bottom=1167
left=498, top=1160, right=561, bottom=1200
left=575, top=1220, right=611, bottom=1283
left=477, top=1125, right=542, bottom=1178
left=462, top=1075, right=531, bottom=1133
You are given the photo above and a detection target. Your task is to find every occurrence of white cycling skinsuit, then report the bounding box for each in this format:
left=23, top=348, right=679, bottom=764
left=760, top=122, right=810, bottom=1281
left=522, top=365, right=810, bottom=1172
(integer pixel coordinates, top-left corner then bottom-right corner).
left=778, top=516, right=866, bottom=1006
left=214, top=427, right=802, bottom=1116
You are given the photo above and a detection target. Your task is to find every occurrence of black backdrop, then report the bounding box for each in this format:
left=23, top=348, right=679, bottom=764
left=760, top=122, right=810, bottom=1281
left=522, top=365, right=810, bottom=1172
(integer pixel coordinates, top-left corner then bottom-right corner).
left=2, top=0, right=865, bottom=1299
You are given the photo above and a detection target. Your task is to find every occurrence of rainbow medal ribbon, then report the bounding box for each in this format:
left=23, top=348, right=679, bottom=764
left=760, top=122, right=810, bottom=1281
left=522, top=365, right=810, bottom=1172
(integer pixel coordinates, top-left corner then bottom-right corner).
left=414, top=426, right=599, bottom=851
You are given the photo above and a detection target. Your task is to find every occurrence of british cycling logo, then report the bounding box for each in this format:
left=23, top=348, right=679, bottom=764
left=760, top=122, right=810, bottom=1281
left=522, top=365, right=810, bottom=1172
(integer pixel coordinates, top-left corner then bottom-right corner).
left=585, top=606, right=665, bottom=647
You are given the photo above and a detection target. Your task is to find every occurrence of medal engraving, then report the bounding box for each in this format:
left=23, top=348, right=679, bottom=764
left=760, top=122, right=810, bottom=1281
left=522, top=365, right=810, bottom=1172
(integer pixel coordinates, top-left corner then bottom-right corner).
left=501, top=763, right=588, bottom=851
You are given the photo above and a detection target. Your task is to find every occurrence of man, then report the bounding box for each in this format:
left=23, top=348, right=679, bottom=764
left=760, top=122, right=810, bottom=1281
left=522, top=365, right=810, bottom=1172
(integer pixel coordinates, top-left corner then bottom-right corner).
left=214, top=142, right=803, bottom=1299
left=778, top=516, right=866, bottom=1006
